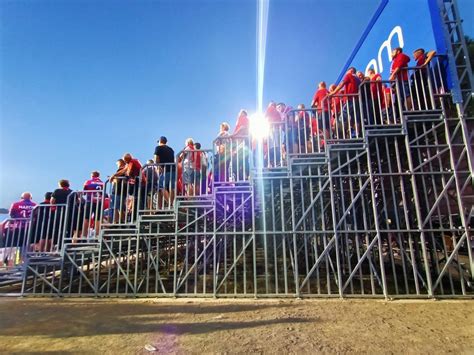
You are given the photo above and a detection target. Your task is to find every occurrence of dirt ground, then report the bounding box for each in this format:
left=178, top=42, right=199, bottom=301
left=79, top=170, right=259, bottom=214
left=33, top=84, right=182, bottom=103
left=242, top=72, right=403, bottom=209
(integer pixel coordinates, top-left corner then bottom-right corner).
left=0, top=298, right=472, bottom=354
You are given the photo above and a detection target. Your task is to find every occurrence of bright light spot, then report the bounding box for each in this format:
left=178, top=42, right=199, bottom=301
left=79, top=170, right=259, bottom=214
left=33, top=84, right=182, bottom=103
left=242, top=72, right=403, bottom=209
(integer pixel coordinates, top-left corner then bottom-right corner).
left=249, top=112, right=270, bottom=140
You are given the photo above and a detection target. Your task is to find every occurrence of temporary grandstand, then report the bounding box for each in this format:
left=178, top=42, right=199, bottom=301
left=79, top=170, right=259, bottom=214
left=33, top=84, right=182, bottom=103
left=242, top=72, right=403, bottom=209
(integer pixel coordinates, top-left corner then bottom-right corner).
left=0, top=0, right=472, bottom=299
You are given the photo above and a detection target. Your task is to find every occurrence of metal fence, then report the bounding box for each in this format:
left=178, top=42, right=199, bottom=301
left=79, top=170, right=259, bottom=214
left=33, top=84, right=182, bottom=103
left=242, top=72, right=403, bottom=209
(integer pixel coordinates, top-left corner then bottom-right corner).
left=3, top=64, right=472, bottom=298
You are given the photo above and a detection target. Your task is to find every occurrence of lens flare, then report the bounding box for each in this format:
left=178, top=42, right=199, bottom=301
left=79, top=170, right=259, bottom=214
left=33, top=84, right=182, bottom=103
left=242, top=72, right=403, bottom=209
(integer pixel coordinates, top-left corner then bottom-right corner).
left=249, top=112, right=269, bottom=140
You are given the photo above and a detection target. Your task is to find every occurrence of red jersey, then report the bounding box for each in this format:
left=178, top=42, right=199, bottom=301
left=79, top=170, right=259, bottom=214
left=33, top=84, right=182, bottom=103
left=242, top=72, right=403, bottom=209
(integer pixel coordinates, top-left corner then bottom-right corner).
left=234, top=114, right=249, bottom=135
left=83, top=177, right=104, bottom=203
left=126, top=159, right=142, bottom=179
left=343, top=73, right=359, bottom=94
left=312, top=88, right=329, bottom=113
left=391, top=53, right=411, bottom=81
left=9, top=199, right=36, bottom=219
left=266, top=105, right=281, bottom=123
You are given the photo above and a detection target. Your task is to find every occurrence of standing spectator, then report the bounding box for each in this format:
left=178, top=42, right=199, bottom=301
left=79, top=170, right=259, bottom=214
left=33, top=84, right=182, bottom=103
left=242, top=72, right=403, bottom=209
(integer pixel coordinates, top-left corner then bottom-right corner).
left=311, top=81, right=330, bottom=138
left=233, top=110, right=250, bottom=136
left=329, top=67, right=360, bottom=137
left=109, top=159, right=128, bottom=223
left=123, top=153, right=145, bottom=219
left=412, top=48, right=437, bottom=109
left=31, top=192, right=53, bottom=251
left=215, top=122, right=231, bottom=182
left=389, top=47, right=411, bottom=111
left=143, top=160, right=159, bottom=209
left=180, top=138, right=196, bottom=196
left=367, top=68, right=386, bottom=124
left=295, top=104, right=311, bottom=153
left=51, top=179, right=79, bottom=242
left=7, top=192, right=37, bottom=252
left=82, top=171, right=104, bottom=238
left=154, top=136, right=176, bottom=208
left=9, top=192, right=36, bottom=219
left=194, top=143, right=208, bottom=194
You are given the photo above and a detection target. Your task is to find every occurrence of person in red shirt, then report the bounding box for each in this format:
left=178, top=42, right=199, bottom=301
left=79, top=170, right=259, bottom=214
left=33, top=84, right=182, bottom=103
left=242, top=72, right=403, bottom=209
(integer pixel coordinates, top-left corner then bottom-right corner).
left=329, top=67, right=361, bottom=138
left=411, top=48, right=437, bottom=109
left=123, top=153, right=145, bottom=219
left=311, top=81, right=330, bottom=138
left=367, top=68, right=386, bottom=124
left=389, top=47, right=411, bottom=110
left=82, top=171, right=104, bottom=238
left=233, top=109, right=249, bottom=136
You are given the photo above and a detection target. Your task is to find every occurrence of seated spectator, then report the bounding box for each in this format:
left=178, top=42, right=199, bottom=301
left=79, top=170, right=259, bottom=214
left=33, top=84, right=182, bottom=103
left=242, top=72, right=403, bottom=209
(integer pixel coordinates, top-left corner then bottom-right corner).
left=154, top=136, right=176, bottom=209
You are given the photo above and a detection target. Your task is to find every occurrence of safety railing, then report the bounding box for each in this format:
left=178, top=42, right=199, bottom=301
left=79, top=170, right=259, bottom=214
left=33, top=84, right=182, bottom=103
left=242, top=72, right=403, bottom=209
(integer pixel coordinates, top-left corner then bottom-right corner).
left=399, top=66, right=437, bottom=113
left=63, top=190, right=105, bottom=242
left=28, top=204, right=68, bottom=253
left=175, top=150, right=213, bottom=198
left=138, top=162, right=177, bottom=211
left=359, top=79, right=401, bottom=128
left=322, top=93, right=364, bottom=140
left=104, top=177, right=135, bottom=225
left=213, top=135, right=252, bottom=184
left=285, top=109, right=330, bottom=155
left=0, top=218, right=31, bottom=270
left=262, top=121, right=286, bottom=167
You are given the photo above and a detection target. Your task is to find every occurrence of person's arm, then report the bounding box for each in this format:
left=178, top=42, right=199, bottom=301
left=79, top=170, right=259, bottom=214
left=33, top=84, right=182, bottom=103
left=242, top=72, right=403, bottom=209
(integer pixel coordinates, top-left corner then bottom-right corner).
left=329, top=82, right=344, bottom=96
left=154, top=154, right=160, bottom=164
left=389, top=67, right=399, bottom=81
left=310, top=91, right=318, bottom=107
left=422, top=50, right=436, bottom=67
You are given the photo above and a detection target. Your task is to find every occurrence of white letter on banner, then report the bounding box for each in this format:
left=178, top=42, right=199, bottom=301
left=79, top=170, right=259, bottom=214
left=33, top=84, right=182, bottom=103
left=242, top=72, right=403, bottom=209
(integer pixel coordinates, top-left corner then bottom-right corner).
left=376, top=25, right=404, bottom=74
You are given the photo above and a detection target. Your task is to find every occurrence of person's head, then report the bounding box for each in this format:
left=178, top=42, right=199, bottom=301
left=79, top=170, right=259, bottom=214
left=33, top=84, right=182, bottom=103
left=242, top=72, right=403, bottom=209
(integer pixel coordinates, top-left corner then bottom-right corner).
left=348, top=67, right=356, bottom=75
left=413, top=48, right=425, bottom=60
left=356, top=71, right=365, bottom=80
left=21, top=192, right=32, bottom=200
left=220, top=122, right=230, bottom=132
left=158, top=136, right=167, bottom=145
left=195, top=142, right=201, bottom=150
left=367, top=68, right=376, bottom=76
left=59, top=179, right=70, bottom=188
left=91, top=171, right=100, bottom=178
left=276, top=102, right=286, bottom=112
left=239, top=109, right=247, bottom=117
left=185, top=137, right=194, bottom=146
left=268, top=101, right=276, bottom=108
left=297, top=103, right=305, bottom=110
left=123, top=153, right=132, bottom=163
left=44, top=192, right=53, bottom=201
left=318, top=81, right=326, bottom=89
left=329, top=83, right=337, bottom=91
left=391, top=47, right=402, bottom=59
left=116, top=158, right=125, bottom=168
left=147, top=159, right=154, bottom=165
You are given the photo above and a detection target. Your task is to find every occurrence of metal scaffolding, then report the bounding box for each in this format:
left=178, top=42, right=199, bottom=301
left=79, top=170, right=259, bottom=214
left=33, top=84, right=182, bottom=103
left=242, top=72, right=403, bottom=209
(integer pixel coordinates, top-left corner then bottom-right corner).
left=1, top=3, right=473, bottom=299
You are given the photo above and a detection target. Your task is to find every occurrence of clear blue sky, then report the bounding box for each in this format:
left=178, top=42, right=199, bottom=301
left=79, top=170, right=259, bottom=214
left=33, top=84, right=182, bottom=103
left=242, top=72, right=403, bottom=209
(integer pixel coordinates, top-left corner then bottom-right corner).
left=0, top=0, right=473, bottom=208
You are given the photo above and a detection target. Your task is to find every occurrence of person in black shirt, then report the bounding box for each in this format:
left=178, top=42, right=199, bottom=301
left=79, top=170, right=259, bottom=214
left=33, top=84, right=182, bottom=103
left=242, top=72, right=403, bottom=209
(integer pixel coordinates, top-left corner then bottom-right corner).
left=154, top=136, right=176, bottom=208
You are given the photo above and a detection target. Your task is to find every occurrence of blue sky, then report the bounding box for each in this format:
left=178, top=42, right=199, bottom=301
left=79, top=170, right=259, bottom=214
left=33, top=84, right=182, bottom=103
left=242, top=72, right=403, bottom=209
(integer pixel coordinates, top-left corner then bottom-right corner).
left=1, top=0, right=473, bottom=208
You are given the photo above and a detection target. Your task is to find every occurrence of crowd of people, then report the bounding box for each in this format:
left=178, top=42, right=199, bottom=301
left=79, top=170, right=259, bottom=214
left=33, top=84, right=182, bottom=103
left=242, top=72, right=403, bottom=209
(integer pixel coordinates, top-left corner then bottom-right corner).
left=1, top=45, right=439, bottom=254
